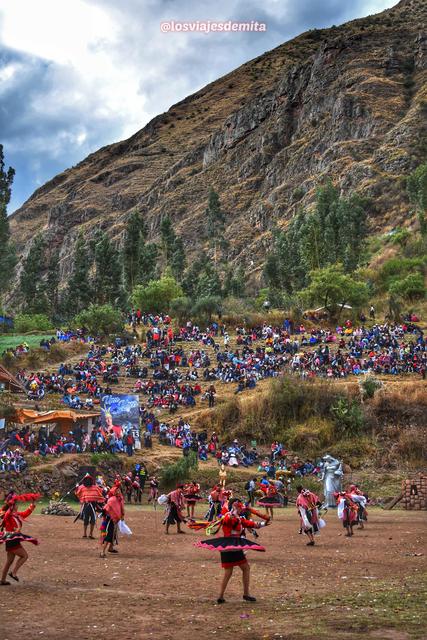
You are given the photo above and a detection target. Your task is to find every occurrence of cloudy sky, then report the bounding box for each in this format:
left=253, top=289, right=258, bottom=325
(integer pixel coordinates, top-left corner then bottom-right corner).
left=0, top=0, right=397, bottom=213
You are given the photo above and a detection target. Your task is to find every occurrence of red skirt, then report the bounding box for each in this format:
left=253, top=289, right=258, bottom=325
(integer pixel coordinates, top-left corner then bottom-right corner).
left=196, top=535, right=265, bottom=569
left=257, top=495, right=282, bottom=508
left=1, top=532, right=39, bottom=551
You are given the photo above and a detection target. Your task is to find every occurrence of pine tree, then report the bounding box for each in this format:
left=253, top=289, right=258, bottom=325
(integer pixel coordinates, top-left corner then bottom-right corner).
left=228, top=265, right=246, bottom=297
left=160, top=215, right=177, bottom=264
left=46, top=249, right=61, bottom=318
left=195, top=262, right=222, bottom=299
left=123, top=210, right=145, bottom=292
left=139, top=241, right=158, bottom=285
left=19, top=234, right=48, bottom=312
left=170, top=236, right=186, bottom=280
left=205, top=188, right=226, bottom=262
left=64, top=235, right=93, bottom=314
left=93, top=231, right=123, bottom=306
left=263, top=253, right=281, bottom=290
left=0, top=145, right=17, bottom=295
left=182, top=254, right=209, bottom=299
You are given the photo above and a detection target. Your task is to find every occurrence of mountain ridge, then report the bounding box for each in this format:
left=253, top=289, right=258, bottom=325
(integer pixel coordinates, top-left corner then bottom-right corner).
left=9, top=0, right=427, bottom=289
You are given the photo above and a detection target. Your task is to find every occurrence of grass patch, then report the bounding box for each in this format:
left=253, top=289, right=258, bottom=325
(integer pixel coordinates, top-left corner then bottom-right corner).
left=0, top=333, right=54, bottom=353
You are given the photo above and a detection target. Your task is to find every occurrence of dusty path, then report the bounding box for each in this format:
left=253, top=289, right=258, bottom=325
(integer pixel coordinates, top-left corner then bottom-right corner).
left=0, top=508, right=425, bottom=640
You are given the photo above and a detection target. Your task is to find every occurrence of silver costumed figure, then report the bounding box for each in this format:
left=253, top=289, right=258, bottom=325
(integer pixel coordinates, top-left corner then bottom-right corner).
left=321, top=454, right=343, bottom=507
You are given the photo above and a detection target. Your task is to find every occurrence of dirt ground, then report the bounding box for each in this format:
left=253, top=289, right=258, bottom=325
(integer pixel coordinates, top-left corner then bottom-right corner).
left=0, top=507, right=426, bottom=640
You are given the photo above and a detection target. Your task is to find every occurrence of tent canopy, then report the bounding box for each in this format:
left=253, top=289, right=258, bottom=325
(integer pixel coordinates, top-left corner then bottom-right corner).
left=0, top=365, right=25, bottom=393
left=13, top=408, right=100, bottom=426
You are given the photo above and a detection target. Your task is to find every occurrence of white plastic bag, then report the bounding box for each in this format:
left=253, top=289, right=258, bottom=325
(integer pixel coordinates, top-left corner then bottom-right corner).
left=318, top=518, right=326, bottom=529
left=118, top=520, right=132, bottom=535
left=158, top=494, right=168, bottom=505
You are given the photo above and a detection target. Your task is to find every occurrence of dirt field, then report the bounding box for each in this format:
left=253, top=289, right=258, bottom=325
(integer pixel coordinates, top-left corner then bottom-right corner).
left=0, top=507, right=426, bottom=640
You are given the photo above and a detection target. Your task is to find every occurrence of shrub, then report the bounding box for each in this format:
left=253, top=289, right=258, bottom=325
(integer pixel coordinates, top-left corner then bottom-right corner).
left=169, top=297, right=192, bottom=323
left=14, top=314, right=53, bottom=333
left=73, top=304, right=123, bottom=336
left=328, top=437, right=376, bottom=469
left=194, top=296, right=222, bottom=321
left=48, top=343, right=68, bottom=361
left=389, top=273, right=425, bottom=300
left=390, top=228, right=410, bottom=246
left=359, top=375, right=383, bottom=400
left=286, top=417, right=335, bottom=458
left=161, top=451, right=198, bottom=487
left=90, top=452, right=118, bottom=465
left=395, top=426, right=427, bottom=465
left=330, top=397, right=366, bottom=437
left=26, top=349, right=43, bottom=370
left=131, top=274, right=183, bottom=314
left=378, top=257, right=425, bottom=291
left=1, top=351, right=15, bottom=369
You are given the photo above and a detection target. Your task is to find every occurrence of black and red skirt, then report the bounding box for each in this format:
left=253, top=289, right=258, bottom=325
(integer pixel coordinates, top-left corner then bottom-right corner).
left=196, top=536, right=265, bottom=567
left=0, top=532, right=39, bottom=551
left=257, top=495, right=282, bottom=508
left=184, top=494, right=203, bottom=505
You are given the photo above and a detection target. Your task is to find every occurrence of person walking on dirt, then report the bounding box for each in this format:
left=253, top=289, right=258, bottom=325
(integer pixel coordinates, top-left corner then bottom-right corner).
left=164, top=485, right=186, bottom=534
left=147, top=476, right=159, bottom=504
left=100, top=482, right=125, bottom=557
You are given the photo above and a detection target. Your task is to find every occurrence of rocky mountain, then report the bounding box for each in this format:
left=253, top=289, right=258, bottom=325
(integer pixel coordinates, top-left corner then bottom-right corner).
left=9, top=0, right=427, bottom=288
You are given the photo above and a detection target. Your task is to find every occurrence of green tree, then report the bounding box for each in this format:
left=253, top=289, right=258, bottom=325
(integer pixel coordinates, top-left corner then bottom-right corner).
left=194, top=295, right=222, bottom=321
left=169, top=296, right=192, bottom=323
left=0, top=145, right=17, bottom=296
left=407, top=163, right=427, bottom=212
left=195, top=262, right=222, bottom=299
left=225, top=265, right=246, bottom=298
left=93, top=231, right=123, bottom=306
left=389, top=273, right=425, bottom=300
left=160, top=215, right=177, bottom=264
left=182, top=254, right=209, bottom=299
left=131, top=273, right=183, bottom=313
left=74, top=303, right=123, bottom=336
left=170, top=236, right=186, bottom=280
left=64, top=235, right=93, bottom=315
left=301, top=263, right=368, bottom=316
left=14, top=313, right=52, bottom=332
left=263, top=253, right=282, bottom=290
left=19, top=234, right=48, bottom=313
left=205, top=188, right=226, bottom=262
left=139, top=241, right=158, bottom=285
left=123, top=210, right=144, bottom=291
left=46, top=249, right=61, bottom=318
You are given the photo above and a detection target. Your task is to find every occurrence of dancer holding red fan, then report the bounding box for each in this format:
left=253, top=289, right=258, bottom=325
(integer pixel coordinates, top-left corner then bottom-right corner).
left=0, top=492, right=40, bottom=585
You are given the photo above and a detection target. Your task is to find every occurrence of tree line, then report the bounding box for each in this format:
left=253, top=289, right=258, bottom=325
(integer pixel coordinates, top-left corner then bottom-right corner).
left=1, top=139, right=426, bottom=325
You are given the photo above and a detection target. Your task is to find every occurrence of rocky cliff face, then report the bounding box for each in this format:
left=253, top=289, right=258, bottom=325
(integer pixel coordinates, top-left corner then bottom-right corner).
left=9, top=0, right=427, bottom=288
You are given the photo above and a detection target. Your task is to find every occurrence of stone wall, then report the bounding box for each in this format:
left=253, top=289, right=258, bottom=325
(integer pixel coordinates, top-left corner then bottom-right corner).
left=402, top=474, right=427, bottom=510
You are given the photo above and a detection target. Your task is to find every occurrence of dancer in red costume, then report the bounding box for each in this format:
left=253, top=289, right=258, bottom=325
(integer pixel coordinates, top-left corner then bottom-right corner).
left=184, top=481, right=202, bottom=519
left=196, top=497, right=269, bottom=604
left=257, top=480, right=282, bottom=519
left=0, top=492, right=40, bottom=585
left=295, top=486, right=321, bottom=546
left=165, top=485, right=186, bottom=534
left=348, top=484, right=368, bottom=529
left=100, top=481, right=125, bottom=557
left=336, top=491, right=358, bottom=537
